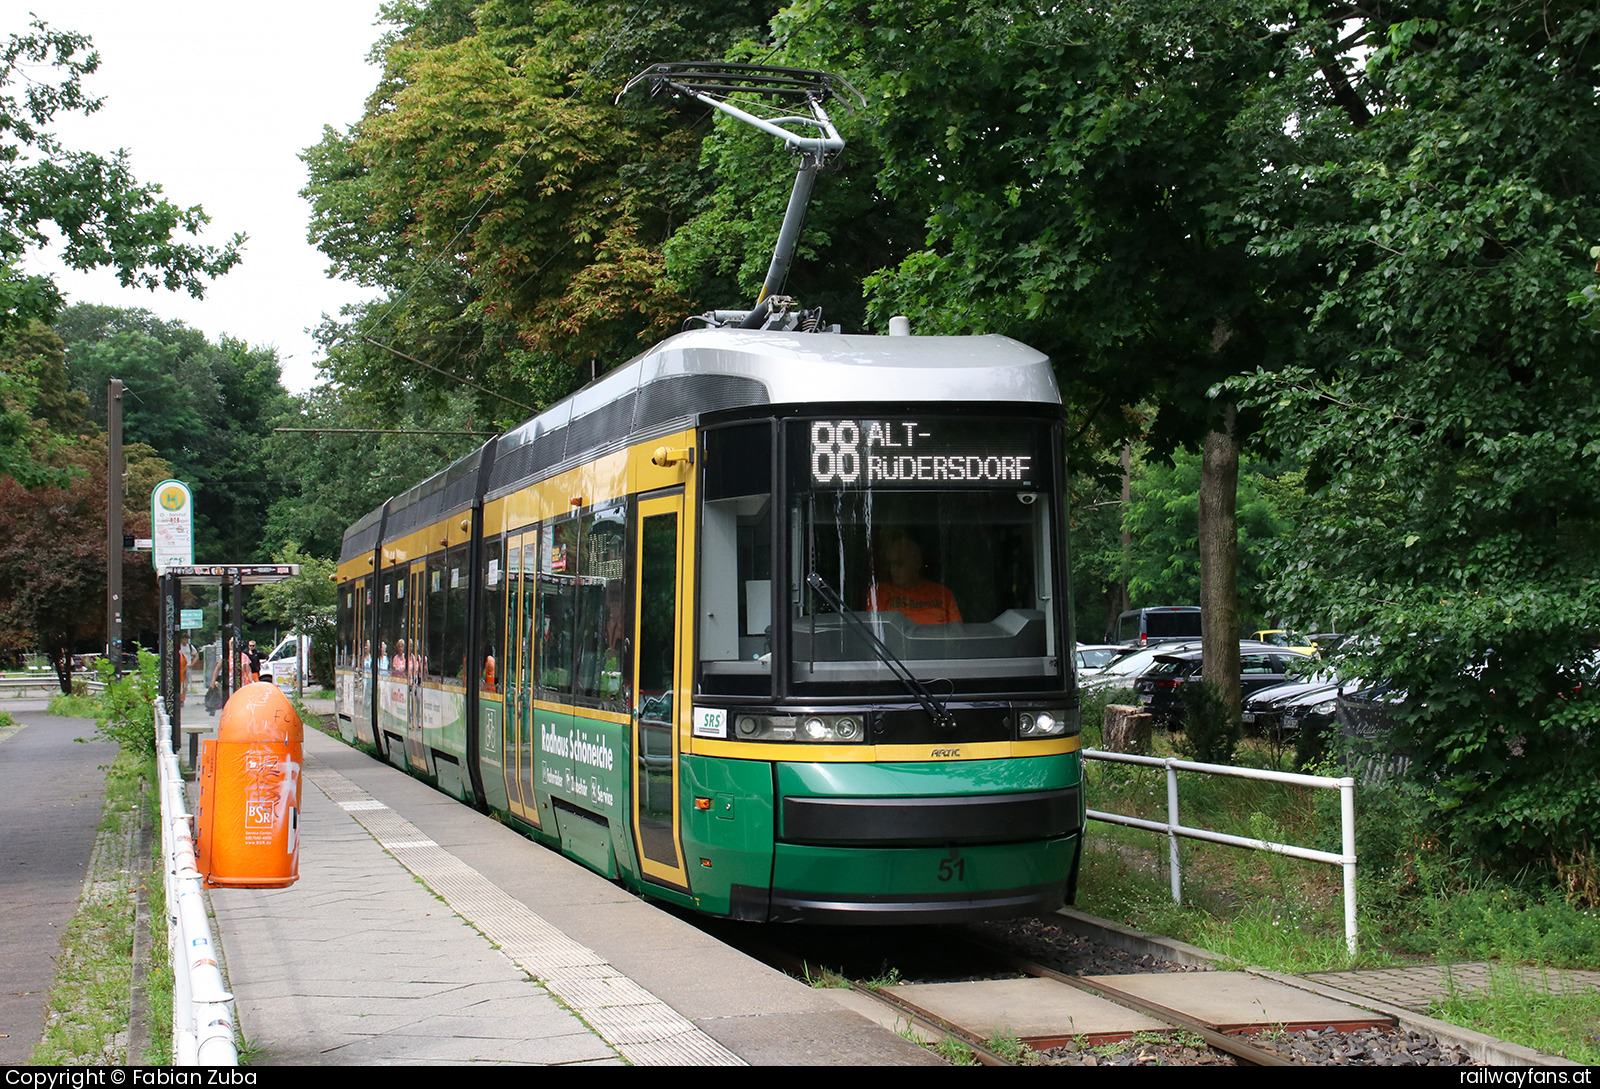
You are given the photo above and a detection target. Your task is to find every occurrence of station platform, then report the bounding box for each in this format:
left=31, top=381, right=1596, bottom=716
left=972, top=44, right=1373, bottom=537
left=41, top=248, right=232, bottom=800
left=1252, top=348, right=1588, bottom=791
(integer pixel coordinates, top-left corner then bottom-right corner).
left=202, top=722, right=939, bottom=1066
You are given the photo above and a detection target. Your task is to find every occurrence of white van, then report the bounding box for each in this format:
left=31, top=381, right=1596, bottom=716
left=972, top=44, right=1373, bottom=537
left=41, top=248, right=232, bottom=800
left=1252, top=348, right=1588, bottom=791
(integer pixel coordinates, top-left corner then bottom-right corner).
left=263, top=634, right=312, bottom=689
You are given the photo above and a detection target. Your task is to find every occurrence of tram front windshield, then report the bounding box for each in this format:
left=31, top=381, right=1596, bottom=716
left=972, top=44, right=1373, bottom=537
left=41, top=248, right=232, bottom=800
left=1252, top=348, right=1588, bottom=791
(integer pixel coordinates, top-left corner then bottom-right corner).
left=789, top=416, right=1061, bottom=695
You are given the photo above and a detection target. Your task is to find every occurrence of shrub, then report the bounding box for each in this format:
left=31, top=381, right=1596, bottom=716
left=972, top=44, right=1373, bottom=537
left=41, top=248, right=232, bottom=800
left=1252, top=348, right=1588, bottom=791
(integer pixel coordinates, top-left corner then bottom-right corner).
left=94, top=652, right=158, bottom=757
left=1173, top=679, right=1237, bottom=765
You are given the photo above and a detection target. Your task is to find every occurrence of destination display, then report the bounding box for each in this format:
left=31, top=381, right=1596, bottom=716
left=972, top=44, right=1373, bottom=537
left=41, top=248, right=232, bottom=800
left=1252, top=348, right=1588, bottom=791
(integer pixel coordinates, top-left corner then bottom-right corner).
left=792, top=417, right=1047, bottom=490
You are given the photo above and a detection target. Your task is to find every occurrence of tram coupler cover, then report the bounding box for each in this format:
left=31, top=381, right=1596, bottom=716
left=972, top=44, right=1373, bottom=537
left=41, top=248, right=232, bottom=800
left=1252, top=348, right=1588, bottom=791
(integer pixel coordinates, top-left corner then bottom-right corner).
left=196, top=682, right=303, bottom=889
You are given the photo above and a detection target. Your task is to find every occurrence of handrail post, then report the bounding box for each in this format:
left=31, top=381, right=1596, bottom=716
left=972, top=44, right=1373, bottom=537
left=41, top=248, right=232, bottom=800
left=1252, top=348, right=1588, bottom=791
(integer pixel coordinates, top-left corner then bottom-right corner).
left=1341, top=776, right=1358, bottom=955
left=1166, top=759, right=1182, bottom=905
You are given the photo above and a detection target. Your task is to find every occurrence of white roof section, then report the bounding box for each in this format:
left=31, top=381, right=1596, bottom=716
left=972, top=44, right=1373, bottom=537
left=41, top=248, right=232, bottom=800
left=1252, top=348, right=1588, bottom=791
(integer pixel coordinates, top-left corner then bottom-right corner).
left=501, top=328, right=1058, bottom=447
left=642, top=327, right=1059, bottom=404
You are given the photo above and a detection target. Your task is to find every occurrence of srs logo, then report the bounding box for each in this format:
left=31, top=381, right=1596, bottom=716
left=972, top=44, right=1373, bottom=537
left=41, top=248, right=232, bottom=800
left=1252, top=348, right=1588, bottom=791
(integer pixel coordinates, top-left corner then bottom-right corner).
left=931, top=747, right=961, bottom=758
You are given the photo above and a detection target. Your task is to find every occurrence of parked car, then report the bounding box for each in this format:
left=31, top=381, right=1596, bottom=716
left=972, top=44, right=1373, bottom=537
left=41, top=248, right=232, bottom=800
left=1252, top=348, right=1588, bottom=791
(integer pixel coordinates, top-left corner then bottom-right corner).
left=1078, top=640, right=1204, bottom=691
left=264, top=634, right=313, bottom=689
left=1114, top=606, right=1202, bottom=647
left=1135, top=644, right=1318, bottom=723
left=1075, top=643, right=1123, bottom=674
left=1240, top=671, right=1341, bottom=738
left=1252, top=629, right=1318, bottom=656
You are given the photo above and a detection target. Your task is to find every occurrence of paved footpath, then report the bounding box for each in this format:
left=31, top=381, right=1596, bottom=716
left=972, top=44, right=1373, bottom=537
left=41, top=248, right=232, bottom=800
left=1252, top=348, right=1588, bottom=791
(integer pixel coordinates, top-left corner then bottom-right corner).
left=207, top=725, right=935, bottom=1066
left=0, top=704, right=117, bottom=1065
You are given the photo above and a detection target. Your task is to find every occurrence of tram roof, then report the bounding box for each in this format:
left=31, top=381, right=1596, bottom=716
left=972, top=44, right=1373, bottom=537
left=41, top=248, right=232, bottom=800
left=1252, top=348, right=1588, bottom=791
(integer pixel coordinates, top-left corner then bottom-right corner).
left=499, top=327, right=1058, bottom=452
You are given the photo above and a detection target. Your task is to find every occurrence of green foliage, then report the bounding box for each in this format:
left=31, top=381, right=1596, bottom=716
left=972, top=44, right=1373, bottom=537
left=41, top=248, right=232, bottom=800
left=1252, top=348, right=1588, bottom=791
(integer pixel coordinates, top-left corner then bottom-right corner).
left=930, top=1036, right=977, bottom=1066
left=93, top=652, right=157, bottom=757
left=0, top=322, right=86, bottom=486
left=250, top=544, right=335, bottom=636
left=0, top=434, right=173, bottom=659
left=303, top=0, right=782, bottom=419
left=55, top=304, right=292, bottom=562
left=1430, top=968, right=1600, bottom=1064
left=1173, top=680, right=1238, bottom=766
left=1120, top=448, right=1288, bottom=632
left=262, top=382, right=488, bottom=559
left=0, top=20, right=242, bottom=331
left=47, top=691, right=100, bottom=718
left=1226, top=3, right=1600, bottom=871
left=984, top=1033, right=1034, bottom=1064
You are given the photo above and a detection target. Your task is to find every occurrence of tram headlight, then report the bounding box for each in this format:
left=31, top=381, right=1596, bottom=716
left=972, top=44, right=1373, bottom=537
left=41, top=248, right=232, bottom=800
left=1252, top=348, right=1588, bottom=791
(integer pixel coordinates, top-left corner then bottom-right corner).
left=731, top=713, right=866, bottom=743
left=1017, top=708, right=1074, bottom=738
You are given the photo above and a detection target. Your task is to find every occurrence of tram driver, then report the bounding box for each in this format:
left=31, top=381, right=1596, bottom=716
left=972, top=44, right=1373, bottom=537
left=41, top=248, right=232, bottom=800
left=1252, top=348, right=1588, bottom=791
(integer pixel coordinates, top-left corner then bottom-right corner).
left=870, top=532, right=961, bottom=625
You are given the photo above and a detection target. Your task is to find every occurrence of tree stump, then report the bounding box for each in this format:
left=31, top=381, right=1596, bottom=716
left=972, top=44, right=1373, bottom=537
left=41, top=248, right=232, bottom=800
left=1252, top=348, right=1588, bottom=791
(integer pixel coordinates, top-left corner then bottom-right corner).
left=1103, top=704, right=1153, bottom=754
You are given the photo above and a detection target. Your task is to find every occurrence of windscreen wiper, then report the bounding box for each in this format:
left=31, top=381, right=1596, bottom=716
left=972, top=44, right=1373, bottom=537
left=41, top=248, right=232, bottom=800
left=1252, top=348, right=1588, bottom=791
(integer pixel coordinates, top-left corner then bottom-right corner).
left=806, top=573, right=956, bottom=729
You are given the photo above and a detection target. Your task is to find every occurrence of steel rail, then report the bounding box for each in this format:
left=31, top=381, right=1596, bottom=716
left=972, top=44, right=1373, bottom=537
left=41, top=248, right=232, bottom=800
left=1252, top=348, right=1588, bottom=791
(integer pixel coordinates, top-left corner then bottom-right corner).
left=967, top=939, right=1298, bottom=1067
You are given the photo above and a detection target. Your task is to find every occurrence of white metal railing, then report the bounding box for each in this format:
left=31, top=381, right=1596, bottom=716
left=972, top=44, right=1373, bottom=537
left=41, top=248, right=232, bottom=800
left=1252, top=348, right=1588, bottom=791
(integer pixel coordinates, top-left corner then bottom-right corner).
left=1083, top=748, right=1359, bottom=955
left=154, top=699, right=239, bottom=1065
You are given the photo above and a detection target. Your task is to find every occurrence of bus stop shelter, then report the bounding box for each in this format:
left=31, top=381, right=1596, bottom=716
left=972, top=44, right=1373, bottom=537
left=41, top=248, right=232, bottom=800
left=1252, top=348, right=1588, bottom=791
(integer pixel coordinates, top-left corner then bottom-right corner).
left=157, top=564, right=300, bottom=754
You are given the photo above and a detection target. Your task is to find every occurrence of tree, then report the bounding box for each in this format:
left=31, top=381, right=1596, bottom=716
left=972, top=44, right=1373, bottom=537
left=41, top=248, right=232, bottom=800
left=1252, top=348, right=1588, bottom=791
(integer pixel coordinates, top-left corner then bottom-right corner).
left=302, top=0, right=782, bottom=421
left=0, top=20, right=243, bottom=329
left=263, top=381, right=489, bottom=560
left=55, top=304, right=293, bottom=561
left=1229, top=3, right=1600, bottom=867
left=0, top=320, right=84, bottom=486
left=0, top=434, right=171, bottom=686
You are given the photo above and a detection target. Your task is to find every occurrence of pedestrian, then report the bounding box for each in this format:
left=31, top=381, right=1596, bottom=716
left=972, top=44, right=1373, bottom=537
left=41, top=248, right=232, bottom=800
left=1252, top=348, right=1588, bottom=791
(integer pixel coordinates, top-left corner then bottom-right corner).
left=177, top=633, right=199, bottom=705
left=246, top=639, right=262, bottom=683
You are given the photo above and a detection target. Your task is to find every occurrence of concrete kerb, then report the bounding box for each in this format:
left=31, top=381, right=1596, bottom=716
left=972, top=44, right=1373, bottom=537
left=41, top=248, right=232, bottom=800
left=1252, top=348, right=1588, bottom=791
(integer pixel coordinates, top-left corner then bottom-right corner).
left=1053, top=907, right=1581, bottom=1067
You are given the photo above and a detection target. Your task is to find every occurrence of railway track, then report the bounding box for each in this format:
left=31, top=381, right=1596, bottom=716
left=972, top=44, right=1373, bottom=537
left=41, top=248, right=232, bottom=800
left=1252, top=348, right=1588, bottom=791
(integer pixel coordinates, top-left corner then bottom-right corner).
left=712, top=918, right=1473, bottom=1067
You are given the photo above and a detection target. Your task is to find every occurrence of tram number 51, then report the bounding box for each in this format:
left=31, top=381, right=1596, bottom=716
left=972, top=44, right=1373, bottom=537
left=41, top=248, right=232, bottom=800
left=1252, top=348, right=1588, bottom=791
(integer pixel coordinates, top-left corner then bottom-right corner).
left=938, top=851, right=966, bottom=882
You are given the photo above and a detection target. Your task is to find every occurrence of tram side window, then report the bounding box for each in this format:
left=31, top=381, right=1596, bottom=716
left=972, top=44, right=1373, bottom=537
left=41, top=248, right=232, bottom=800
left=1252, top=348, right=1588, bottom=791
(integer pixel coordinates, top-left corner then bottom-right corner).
left=379, top=570, right=402, bottom=673
left=572, top=504, right=629, bottom=708
left=700, top=423, right=773, bottom=697
left=535, top=519, right=579, bottom=693
left=482, top=538, right=504, bottom=692
left=337, top=587, right=352, bottom=669
left=443, top=544, right=468, bottom=684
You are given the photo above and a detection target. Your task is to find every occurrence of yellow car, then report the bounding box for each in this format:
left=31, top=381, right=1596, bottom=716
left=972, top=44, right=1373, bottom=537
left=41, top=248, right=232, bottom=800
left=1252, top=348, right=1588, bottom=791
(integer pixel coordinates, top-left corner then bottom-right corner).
left=1252, top=629, right=1319, bottom=656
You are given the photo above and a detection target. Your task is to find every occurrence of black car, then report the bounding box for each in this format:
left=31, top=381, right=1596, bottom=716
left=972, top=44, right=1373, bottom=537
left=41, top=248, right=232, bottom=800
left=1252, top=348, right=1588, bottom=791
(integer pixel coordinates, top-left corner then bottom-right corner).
left=1241, top=672, right=1341, bottom=738
left=1135, top=644, right=1317, bottom=723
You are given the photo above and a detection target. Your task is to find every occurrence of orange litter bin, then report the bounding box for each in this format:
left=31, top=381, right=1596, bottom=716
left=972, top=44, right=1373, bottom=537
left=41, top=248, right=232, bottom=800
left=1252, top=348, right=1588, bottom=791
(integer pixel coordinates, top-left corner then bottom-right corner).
left=197, top=682, right=303, bottom=889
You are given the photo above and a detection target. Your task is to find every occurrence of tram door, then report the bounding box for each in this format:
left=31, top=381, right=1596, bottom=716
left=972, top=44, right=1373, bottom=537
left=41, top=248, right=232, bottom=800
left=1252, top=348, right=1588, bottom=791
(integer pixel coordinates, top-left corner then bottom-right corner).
left=504, top=530, right=540, bottom=827
left=352, top=579, right=373, bottom=746
left=632, top=493, right=689, bottom=891
left=405, top=564, right=429, bottom=773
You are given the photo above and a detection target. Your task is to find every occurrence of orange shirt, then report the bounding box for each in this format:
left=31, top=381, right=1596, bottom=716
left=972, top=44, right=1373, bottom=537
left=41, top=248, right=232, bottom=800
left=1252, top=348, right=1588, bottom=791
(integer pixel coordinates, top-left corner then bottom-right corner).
left=871, top=581, right=962, bottom=625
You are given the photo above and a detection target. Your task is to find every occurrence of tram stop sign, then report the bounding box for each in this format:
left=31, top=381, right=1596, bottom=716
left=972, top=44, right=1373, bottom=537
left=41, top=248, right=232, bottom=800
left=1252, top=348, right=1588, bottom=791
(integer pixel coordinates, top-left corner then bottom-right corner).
left=152, top=479, right=194, bottom=573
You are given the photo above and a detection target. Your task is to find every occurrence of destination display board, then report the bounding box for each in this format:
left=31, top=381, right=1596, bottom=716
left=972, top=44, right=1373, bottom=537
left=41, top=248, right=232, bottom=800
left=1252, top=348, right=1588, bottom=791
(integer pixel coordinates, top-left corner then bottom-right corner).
left=790, top=417, right=1048, bottom=491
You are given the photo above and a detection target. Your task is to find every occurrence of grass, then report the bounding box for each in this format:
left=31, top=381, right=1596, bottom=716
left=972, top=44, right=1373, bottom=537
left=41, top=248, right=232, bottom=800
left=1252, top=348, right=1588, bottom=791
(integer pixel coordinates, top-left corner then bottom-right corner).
left=864, top=964, right=903, bottom=990
left=48, top=690, right=102, bottom=718
left=802, top=962, right=850, bottom=989
left=1078, top=706, right=1600, bottom=1058
left=985, top=1032, right=1034, bottom=1063
left=932, top=1036, right=978, bottom=1065
left=1429, top=966, right=1600, bottom=1064
left=30, top=750, right=151, bottom=1064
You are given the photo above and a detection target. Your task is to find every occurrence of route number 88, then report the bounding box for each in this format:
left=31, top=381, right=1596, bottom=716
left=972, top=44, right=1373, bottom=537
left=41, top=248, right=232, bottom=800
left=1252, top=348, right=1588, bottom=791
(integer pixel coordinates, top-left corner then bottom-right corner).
left=811, top=420, right=862, bottom=484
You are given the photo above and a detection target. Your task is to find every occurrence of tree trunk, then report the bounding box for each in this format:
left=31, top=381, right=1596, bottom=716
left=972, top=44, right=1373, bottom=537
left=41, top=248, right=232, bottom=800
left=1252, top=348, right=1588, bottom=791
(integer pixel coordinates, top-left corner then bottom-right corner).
left=1199, top=405, right=1240, bottom=721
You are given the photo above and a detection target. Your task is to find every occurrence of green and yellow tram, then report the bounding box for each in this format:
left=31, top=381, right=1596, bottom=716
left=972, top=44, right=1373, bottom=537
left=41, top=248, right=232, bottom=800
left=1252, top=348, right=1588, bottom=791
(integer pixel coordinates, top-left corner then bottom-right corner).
left=335, top=326, right=1084, bottom=922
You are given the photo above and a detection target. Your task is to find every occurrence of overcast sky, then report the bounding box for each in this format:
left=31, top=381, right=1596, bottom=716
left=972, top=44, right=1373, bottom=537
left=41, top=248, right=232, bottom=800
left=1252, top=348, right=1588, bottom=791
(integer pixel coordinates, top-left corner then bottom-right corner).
left=8, top=1, right=391, bottom=391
